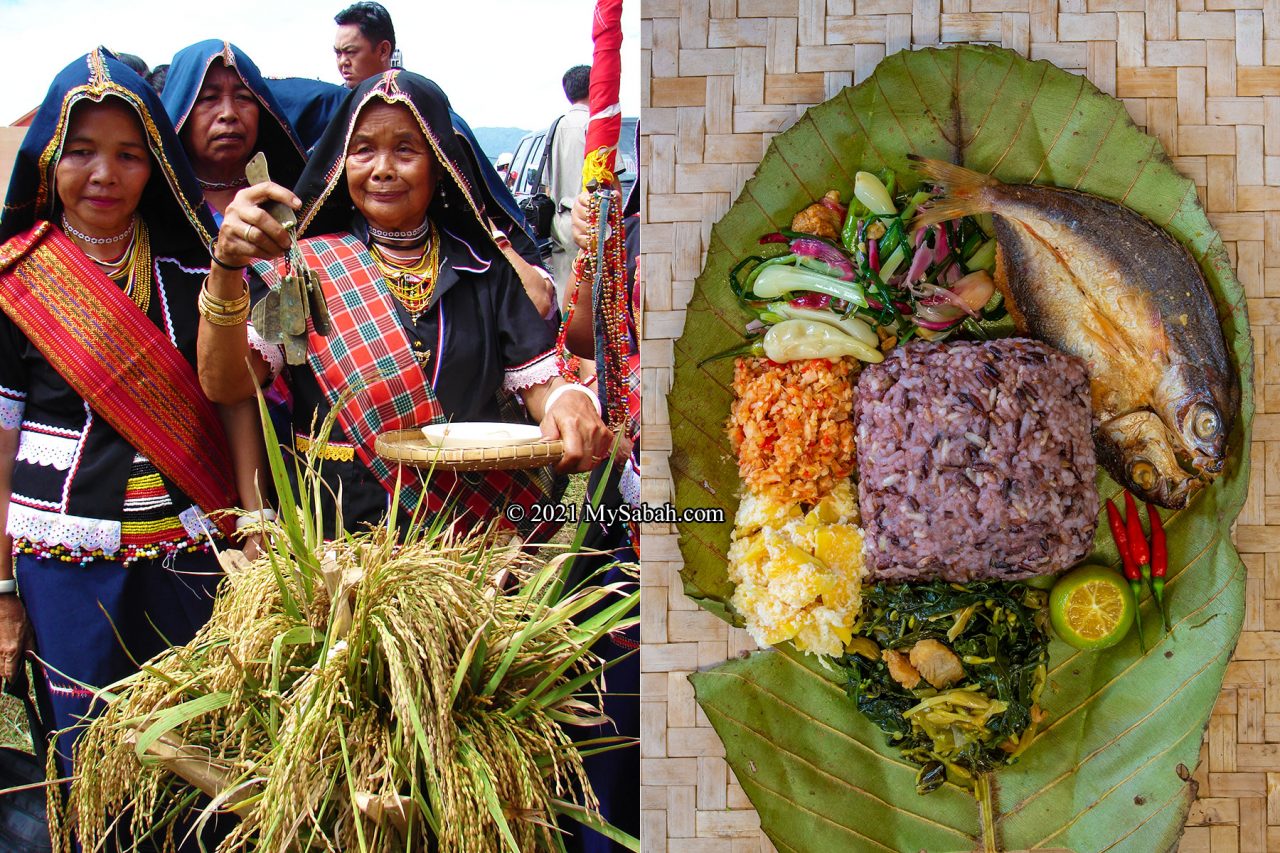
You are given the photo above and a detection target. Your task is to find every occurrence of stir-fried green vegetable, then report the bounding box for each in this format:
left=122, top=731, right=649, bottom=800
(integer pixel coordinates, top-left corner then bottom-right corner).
left=839, top=581, right=1050, bottom=795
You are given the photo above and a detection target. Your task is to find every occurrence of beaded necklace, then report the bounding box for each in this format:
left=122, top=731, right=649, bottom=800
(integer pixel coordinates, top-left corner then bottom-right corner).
left=61, top=213, right=134, bottom=245
left=197, top=175, right=249, bottom=192
left=93, top=219, right=152, bottom=314
left=557, top=188, right=630, bottom=429
left=369, top=220, right=440, bottom=323
left=368, top=218, right=430, bottom=244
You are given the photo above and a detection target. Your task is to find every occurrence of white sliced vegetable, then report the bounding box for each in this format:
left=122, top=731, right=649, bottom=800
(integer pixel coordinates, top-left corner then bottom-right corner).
left=762, top=319, right=884, bottom=364
left=951, top=270, right=996, bottom=311
left=752, top=265, right=868, bottom=307
left=855, top=171, right=897, bottom=216
left=767, top=303, right=879, bottom=348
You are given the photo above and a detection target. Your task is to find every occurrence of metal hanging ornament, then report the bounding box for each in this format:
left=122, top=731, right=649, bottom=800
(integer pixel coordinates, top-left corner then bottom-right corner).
left=242, top=153, right=331, bottom=364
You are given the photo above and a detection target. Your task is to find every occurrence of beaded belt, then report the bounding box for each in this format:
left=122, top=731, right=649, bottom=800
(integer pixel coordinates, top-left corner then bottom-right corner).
left=293, top=433, right=356, bottom=463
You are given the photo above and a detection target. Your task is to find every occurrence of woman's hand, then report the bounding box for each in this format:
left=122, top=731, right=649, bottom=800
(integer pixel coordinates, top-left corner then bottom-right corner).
left=0, top=595, right=29, bottom=681
left=214, top=181, right=302, bottom=268
left=570, top=188, right=623, bottom=252
left=238, top=533, right=264, bottom=562
left=539, top=387, right=615, bottom=473
left=570, top=191, right=592, bottom=251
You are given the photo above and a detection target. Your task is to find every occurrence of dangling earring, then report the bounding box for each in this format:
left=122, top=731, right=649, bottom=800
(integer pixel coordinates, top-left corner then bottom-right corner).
left=438, top=184, right=449, bottom=209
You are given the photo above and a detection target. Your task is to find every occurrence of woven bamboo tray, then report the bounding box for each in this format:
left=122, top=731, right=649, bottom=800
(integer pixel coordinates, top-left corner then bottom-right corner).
left=374, top=429, right=564, bottom=472
left=640, top=4, right=1278, bottom=852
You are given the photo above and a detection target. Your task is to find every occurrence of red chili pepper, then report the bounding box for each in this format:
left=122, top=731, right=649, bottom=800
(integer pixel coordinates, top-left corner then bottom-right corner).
left=1105, top=498, right=1145, bottom=653
left=1147, top=502, right=1171, bottom=634
left=868, top=236, right=880, bottom=271
left=1123, top=491, right=1149, bottom=578
left=759, top=232, right=789, bottom=244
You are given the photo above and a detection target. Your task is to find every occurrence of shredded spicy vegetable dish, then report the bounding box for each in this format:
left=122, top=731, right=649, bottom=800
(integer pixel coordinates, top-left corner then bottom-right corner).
left=840, top=581, right=1050, bottom=794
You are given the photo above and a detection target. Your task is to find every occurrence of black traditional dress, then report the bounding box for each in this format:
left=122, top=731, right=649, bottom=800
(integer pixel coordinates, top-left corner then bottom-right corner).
left=245, top=70, right=562, bottom=536
left=0, top=48, right=231, bottom=779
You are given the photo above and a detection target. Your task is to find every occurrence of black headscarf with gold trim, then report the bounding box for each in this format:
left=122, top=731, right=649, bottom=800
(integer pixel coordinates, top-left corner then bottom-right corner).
left=294, top=70, right=498, bottom=260
left=0, top=47, right=216, bottom=250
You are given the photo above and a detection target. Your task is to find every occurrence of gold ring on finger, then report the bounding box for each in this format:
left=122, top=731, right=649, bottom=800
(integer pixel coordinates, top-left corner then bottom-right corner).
left=243, top=224, right=254, bottom=242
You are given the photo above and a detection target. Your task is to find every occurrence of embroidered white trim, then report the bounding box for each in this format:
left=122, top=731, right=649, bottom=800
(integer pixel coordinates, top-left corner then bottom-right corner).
left=62, top=404, right=92, bottom=512
left=11, top=493, right=61, bottom=512
left=46, top=681, right=95, bottom=699
left=443, top=225, right=492, bottom=271
left=7, top=502, right=121, bottom=554
left=620, top=458, right=641, bottom=510
left=0, top=397, right=23, bottom=430
left=502, top=351, right=558, bottom=392
left=158, top=255, right=212, bottom=276
left=152, top=257, right=178, bottom=345
left=247, top=322, right=286, bottom=379
left=16, top=428, right=79, bottom=470
left=179, top=505, right=215, bottom=541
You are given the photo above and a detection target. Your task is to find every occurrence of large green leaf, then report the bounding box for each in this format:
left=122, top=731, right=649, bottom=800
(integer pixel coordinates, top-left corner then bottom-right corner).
left=672, top=45, right=1254, bottom=852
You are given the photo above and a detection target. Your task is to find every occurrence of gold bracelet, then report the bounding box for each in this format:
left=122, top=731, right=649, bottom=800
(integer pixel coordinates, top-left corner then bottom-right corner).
left=198, top=292, right=249, bottom=325
left=198, top=275, right=250, bottom=326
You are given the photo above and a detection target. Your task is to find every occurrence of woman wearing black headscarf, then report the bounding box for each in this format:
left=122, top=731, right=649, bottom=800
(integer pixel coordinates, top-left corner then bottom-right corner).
left=162, top=41, right=314, bottom=540
left=161, top=39, right=307, bottom=221
left=0, top=48, right=239, bottom=779
left=197, top=70, right=613, bottom=536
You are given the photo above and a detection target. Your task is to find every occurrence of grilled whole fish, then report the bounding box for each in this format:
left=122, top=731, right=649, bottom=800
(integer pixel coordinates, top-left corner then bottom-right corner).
left=910, top=156, right=1238, bottom=509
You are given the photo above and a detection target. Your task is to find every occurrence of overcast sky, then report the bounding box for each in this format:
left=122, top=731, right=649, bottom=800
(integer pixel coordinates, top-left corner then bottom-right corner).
left=0, top=0, right=639, bottom=130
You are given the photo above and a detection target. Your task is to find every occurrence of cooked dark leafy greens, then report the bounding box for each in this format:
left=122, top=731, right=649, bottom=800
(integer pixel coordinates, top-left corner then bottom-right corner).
left=839, top=581, right=1049, bottom=794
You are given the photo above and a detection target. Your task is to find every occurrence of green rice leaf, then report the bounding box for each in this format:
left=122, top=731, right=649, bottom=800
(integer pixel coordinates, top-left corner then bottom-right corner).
left=525, top=647, right=637, bottom=716
left=335, top=716, right=371, bottom=853
left=132, top=691, right=233, bottom=760
left=459, top=740, right=522, bottom=853
left=550, top=798, right=641, bottom=852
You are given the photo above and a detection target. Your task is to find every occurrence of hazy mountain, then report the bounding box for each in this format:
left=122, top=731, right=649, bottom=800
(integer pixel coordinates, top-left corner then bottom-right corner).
left=472, top=127, right=534, bottom=164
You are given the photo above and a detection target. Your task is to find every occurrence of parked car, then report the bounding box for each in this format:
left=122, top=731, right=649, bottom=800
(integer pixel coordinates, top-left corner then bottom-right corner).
left=506, top=116, right=638, bottom=209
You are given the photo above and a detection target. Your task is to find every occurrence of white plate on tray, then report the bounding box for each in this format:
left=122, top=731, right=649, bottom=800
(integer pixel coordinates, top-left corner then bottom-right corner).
left=421, top=423, right=545, bottom=449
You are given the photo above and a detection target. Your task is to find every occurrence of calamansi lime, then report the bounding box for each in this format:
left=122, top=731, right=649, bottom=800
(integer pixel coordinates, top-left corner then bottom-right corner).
left=1049, top=564, right=1136, bottom=650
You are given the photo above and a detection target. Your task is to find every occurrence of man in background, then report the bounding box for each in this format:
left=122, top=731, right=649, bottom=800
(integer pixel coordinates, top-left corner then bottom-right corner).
left=546, top=65, right=590, bottom=306
left=334, top=1, right=396, bottom=88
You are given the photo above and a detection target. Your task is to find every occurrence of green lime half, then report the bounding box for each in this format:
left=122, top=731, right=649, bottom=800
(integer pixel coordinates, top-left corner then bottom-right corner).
left=1049, top=564, right=1136, bottom=650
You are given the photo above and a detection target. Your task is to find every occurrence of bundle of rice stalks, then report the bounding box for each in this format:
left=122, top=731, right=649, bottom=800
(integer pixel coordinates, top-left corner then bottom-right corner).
left=50, top=402, right=639, bottom=852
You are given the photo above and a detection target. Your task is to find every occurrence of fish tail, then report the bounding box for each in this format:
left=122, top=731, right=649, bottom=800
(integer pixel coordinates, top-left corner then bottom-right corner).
left=907, top=155, right=1000, bottom=228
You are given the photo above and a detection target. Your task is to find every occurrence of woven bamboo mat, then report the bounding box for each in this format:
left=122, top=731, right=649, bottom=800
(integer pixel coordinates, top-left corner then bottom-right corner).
left=639, top=3, right=1278, bottom=851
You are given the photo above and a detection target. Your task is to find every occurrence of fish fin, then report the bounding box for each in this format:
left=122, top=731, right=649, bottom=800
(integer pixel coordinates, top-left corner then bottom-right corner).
left=908, top=155, right=1000, bottom=190
left=992, top=244, right=1029, bottom=333
left=907, top=156, right=1000, bottom=228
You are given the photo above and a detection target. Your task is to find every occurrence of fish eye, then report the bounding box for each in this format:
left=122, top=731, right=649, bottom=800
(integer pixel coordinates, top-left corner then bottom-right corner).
left=1190, top=403, right=1221, bottom=440
left=1130, top=459, right=1157, bottom=490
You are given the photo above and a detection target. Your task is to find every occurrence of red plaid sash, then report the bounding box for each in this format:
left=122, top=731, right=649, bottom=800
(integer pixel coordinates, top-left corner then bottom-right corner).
left=261, top=234, right=554, bottom=534
left=0, top=223, right=238, bottom=536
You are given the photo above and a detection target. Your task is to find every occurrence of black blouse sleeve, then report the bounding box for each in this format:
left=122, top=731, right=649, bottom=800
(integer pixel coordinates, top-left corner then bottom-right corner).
left=0, top=313, right=28, bottom=430
left=493, top=262, right=559, bottom=393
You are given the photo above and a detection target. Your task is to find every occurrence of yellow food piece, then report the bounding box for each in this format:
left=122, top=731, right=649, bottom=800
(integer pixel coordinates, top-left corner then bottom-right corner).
left=727, top=482, right=866, bottom=658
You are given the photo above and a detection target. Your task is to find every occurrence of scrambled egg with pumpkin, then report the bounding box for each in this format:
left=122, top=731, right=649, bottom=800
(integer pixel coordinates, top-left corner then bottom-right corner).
left=727, top=480, right=867, bottom=657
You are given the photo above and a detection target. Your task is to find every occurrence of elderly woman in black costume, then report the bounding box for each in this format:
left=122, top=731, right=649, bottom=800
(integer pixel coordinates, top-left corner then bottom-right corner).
left=162, top=40, right=314, bottom=539
left=197, top=70, right=612, bottom=535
